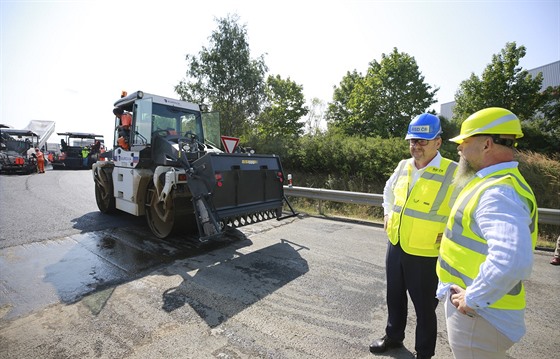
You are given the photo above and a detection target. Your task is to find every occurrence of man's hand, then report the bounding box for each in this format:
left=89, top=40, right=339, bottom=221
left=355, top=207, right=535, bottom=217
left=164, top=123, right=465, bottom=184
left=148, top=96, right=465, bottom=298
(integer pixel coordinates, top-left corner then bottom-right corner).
left=450, top=284, right=476, bottom=317
left=384, top=214, right=388, bottom=231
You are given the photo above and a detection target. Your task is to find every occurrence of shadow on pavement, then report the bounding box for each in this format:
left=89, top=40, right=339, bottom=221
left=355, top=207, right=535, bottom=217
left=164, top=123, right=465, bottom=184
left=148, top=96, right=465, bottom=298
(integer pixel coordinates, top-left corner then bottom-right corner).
left=161, top=239, right=310, bottom=328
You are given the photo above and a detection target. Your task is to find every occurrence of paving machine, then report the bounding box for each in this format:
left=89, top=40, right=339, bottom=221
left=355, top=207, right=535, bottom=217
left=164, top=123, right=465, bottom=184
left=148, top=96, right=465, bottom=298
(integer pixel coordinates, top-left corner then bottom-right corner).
left=0, top=126, right=39, bottom=175
left=53, top=132, right=105, bottom=170
left=92, top=91, right=295, bottom=241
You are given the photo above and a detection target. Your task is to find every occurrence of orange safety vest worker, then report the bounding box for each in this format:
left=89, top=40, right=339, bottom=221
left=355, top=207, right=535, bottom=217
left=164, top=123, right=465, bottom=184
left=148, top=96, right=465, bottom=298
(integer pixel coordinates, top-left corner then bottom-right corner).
left=35, top=148, right=45, bottom=173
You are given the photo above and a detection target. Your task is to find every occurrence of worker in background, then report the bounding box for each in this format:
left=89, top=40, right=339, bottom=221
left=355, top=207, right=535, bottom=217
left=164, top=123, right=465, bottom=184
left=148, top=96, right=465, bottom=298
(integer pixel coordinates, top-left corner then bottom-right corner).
left=436, top=107, right=537, bottom=358
left=114, top=107, right=131, bottom=150
left=81, top=146, right=90, bottom=168
left=91, top=140, right=101, bottom=154
left=370, top=114, right=458, bottom=359
left=35, top=147, right=45, bottom=173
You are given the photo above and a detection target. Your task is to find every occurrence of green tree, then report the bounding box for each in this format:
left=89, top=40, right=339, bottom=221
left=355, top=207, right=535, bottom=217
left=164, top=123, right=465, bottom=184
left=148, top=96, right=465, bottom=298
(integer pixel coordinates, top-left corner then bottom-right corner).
left=175, top=14, right=267, bottom=137
left=517, top=86, right=560, bottom=153
left=255, top=75, right=308, bottom=139
left=536, top=85, right=560, bottom=138
left=453, top=42, right=543, bottom=122
left=325, top=70, right=362, bottom=132
left=328, top=48, right=438, bottom=137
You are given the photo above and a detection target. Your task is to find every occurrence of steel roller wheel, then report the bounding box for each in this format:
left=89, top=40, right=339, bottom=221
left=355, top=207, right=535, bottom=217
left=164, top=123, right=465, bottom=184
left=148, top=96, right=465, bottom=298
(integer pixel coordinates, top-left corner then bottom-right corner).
left=94, top=167, right=115, bottom=213
left=145, top=182, right=175, bottom=239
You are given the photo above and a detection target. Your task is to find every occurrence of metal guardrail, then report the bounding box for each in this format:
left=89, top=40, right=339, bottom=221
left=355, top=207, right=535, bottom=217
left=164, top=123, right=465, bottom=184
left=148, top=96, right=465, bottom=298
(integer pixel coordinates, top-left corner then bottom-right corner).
left=539, top=208, right=560, bottom=226
left=284, top=186, right=560, bottom=226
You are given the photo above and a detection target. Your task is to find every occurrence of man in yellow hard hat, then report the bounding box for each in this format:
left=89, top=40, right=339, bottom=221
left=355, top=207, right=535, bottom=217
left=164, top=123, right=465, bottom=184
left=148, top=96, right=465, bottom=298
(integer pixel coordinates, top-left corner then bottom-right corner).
left=436, top=107, right=537, bottom=359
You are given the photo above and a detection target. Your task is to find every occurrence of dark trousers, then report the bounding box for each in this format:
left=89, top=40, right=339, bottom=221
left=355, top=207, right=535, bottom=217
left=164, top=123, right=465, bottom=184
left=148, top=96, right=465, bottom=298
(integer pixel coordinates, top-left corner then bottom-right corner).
left=385, top=241, right=438, bottom=357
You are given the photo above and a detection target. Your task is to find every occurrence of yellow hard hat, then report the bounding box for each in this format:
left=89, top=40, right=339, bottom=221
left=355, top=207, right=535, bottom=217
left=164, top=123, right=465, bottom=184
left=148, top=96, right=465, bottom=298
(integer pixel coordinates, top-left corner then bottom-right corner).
left=450, top=107, right=524, bottom=144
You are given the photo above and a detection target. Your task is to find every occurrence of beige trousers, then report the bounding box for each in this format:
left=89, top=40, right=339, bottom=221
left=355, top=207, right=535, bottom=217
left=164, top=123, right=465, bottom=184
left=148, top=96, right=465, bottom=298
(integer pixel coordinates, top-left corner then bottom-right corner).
left=444, top=295, right=514, bottom=359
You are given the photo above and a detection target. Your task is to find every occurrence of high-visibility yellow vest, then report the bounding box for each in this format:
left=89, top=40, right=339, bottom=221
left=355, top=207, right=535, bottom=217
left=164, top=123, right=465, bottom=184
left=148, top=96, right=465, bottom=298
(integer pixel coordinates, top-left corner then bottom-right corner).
left=436, top=166, right=537, bottom=310
left=386, top=158, right=458, bottom=257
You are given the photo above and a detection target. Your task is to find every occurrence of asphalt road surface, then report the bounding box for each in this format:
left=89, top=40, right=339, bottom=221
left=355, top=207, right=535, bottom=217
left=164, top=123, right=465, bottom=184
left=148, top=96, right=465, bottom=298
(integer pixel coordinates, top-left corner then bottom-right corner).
left=0, top=170, right=558, bottom=358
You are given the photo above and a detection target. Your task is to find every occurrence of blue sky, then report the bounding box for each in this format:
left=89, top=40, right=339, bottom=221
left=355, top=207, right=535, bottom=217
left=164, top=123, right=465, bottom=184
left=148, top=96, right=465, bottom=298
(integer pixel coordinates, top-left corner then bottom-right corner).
left=1, top=0, right=559, bottom=146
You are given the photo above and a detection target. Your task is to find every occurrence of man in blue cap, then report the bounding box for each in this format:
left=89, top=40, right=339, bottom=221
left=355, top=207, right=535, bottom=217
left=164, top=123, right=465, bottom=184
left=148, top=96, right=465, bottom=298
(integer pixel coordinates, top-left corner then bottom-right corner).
left=370, top=114, right=458, bottom=359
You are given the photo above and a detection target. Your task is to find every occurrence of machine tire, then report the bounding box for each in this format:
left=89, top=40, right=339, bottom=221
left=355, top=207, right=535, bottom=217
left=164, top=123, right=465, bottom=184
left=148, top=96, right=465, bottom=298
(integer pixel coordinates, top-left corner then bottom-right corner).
left=94, top=167, right=116, bottom=213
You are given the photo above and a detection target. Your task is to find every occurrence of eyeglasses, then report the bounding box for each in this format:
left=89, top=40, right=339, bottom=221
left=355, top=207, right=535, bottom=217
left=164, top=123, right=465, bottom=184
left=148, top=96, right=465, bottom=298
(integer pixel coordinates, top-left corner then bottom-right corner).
left=409, top=139, right=431, bottom=146
left=472, top=134, right=518, bottom=148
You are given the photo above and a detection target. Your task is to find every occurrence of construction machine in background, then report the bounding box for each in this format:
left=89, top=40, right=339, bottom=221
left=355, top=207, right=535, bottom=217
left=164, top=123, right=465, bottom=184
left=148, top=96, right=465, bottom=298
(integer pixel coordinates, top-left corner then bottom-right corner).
left=0, top=126, right=39, bottom=175
left=92, top=91, right=295, bottom=242
left=52, top=132, right=105, bottom=170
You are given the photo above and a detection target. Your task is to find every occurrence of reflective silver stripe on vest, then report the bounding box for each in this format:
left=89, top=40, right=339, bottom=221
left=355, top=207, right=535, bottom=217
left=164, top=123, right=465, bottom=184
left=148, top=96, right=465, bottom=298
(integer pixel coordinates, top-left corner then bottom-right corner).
left=433, top=162, right=458, bottom=214
left=438, top=256, right=522, bottom=295
left=438, top=256, right=473, bottom=286
left=444, top=226, right=489, bottom=255
left=403, top=161, right=457, bottom=222
left=391, top=161, right=410, bottom=215
left=445, top=181, right=489, bottom=256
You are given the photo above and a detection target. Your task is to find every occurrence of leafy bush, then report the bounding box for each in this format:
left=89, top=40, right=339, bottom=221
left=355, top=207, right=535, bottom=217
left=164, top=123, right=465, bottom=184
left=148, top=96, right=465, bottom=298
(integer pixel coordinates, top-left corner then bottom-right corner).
left=288, top=131, right=409, bottom=191
left=282, top=133, right=559, bottom=211
left=517, top=151, right=560, bottom=209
